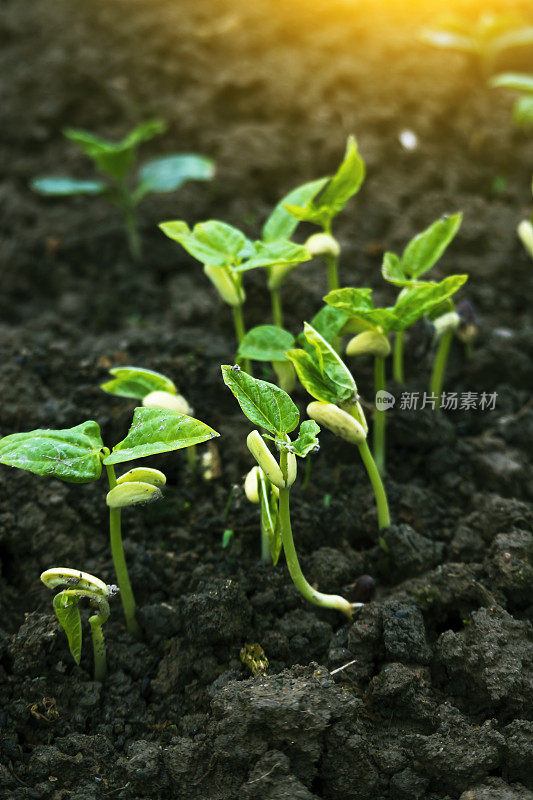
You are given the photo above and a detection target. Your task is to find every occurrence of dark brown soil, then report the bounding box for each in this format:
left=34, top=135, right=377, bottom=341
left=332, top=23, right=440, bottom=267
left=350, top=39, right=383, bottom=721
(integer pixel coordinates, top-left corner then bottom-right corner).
left=1, top=0, right=532, bottom=798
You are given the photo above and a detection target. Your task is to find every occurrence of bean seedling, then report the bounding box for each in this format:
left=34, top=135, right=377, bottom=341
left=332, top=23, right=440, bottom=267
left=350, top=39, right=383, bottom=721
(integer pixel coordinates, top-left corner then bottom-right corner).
left=221, top=365, right=357, bottom=618
left=285, top=323, right=390, bottom=533
left=490, top=72, right=533, bottom=130
left=420, top=13, right=533, bottom=77
left=101, top=365, right=198, bottom=470
left=159, top=220, right=309, bottom=373
left=0, top=409, right=219, bottom=639
left=41, top=568, right=112, bottom=682
left=325, top=274, right=467, bottom=470
left=381, top=212, right=463, bottom=384
left=31, top=120, right=214, bottom=260
left=284, top=135, right=366, bottom=293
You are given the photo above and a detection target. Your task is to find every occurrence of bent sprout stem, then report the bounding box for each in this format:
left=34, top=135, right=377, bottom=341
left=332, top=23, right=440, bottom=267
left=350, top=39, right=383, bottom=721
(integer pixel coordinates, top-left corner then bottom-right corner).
left=105, top=464, right=143, bottom=641
left=393, top=331, right=405, bottom=384
left=278, top=451, right=356, bottom=619
left=373, top=356, right=387, bottom=474
left=430, top=330, right=453, bottom=410
left=233, top=304, right=252, bottom=374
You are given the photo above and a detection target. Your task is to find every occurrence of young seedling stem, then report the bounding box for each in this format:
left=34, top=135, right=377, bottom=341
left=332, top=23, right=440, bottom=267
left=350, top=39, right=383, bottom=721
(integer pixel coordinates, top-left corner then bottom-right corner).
left=232, top=304, right=252, bottom=373
left=105, top=464, right=142, bottom=640
left=393, top=331, right=405, bottom=384
left=429, top=329, right=453, bottom=409
left=373, top=355, right=387, bottom=474
left=277, top=449, right=355, bottom=619
left=271, top=287, right=284, bottom=328
left=357, top=438, right=390, bottom=529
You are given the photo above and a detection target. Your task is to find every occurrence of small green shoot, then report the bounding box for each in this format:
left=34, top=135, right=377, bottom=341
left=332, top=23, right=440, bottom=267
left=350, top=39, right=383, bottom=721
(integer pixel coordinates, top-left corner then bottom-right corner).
left=325, top=274, right=467, bottom=468
left=101, top=365, right=198, bottom=470
left=285, top=323, right=390, bottom=531
left=31, top=121, right=214, bottom=260
left=420, top=13, right=533, bottom=77
left=159, top=219, right=309, bottom=372
left=244, top=465, right=281, bottom=563
left=285, top=136, right=366, bottom=293
left=381, top=212, right=463, bottom=383
left=490, top=72, right=533, bottom=130
left=221, top=364, right=355, bottom=618
left=41, top=568, right=112, bottom=682
left=0, top=410, right=219, bottom=639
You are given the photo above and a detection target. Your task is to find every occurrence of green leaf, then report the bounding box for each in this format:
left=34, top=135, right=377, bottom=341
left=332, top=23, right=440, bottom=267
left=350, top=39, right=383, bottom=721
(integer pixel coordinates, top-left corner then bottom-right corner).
left=0, top=421, right=104, bottom=483
left=222, top=529, right=234, bottom=548
left=238, top=325, right=295, bottom=362
left=284, top=136, right=365, bottom=228
left=292, top=419, right=320, bottom=458
left=64, top=120, right=165, bottom=181
left=285, top=349, right=341, bottom=404
left=137, top=154, right=215, bottom=195
left=490, top=72, right=533, bottom=93
left=324, top=289, right=398, bottom=334
left=100, top=366, right=176, bottom=400
left=30, top=177, right=106, bottom=196
left=400, top=213, right=463, bottom=279
left=381, top=252, right=406, bottom=285
left=262, top=177, right=328, bottom=242
left=317, top=135, right=366, bottom=221
left=306, top=305, right=350, bottom=344
left=103, top=407, right=219, bottom=465
left=159, top=220, right=249, bottom=268
left=233, top=239, right=311, bottom=272
left=53, top=592, right=83, bottom=664
left=221, top=365, right=299, bottom=436
left=392, top=275, right=468, bottom=330
left=303, top=323, right=356, bottom=401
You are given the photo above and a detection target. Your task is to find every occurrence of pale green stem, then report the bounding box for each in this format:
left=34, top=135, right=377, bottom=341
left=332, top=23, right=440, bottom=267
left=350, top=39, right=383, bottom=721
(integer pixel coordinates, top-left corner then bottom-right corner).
left=118, top=181, right=141, bottom=261
left=271, top=287, right=284, bottom=328
left=260, top=521, right=271, bottom=563
left=430, top=330, right=453, bottom=410
left=106, top=465, right=143, bottom=640
left=278, top=451, right=355, bottom=618
left=393, top=331, right=404, bottom=384
left=357, top=439, right=390, bottom=530
left=89, top=611, right=108, bottom=682
left=233, top=304, right=252, bottom=374
left=373, top=356, right=387, bottom=474
left=186, top=445, right=197, bottom=472
left=325, top=254, right=339, bottom=292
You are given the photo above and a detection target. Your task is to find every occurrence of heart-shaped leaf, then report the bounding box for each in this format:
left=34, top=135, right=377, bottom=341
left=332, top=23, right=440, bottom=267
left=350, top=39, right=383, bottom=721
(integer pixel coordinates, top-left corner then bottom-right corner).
left=103, top=408, right=219, bottom=465
left=221, top=366, right=299, bottom=436
left=159, top=220, right=249, bottom=268
left=0, top=421, right=104, bottom=483
left=238, top=325, right=296, bottom=362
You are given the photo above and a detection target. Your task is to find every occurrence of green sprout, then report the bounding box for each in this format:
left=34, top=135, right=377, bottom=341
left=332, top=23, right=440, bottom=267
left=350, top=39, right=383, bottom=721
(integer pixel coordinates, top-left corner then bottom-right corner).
left=490, top=72, right=533, bottom=130
left=285, top=323, right=390, bottom=532
left=31, top=120, right=215, bottom=260
left=243, top=465, right=281, bottom=564
left=420, top=13, right=533, bottom=77
left=0, top=410, right=219, bottom=639
left=381, top=213, right=463, bottom=384
left=100, top=365, right=198, bottom=471
left=221, top=365, right=356, bottom=618
left=517, top=179, right=533, bottom=262
left=41, top=568, right=111, bottom=682
left=284, top=136, right=365, bottom=293
left=325, top=275, right=467, bottom=470
left=159, top=220, right=309, bottom=373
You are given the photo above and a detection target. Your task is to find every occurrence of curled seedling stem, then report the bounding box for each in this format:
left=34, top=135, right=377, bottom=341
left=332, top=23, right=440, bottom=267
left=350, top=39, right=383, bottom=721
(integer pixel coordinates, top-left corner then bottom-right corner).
left=41, top=568, right=111, bottom=682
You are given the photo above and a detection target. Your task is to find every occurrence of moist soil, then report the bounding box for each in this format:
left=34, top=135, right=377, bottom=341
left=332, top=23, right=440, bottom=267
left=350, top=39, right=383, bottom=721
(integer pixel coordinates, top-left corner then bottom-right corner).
left=1, top=0, right=533, bottom=798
